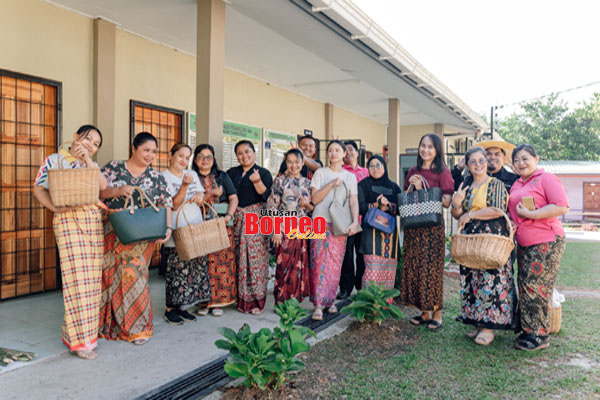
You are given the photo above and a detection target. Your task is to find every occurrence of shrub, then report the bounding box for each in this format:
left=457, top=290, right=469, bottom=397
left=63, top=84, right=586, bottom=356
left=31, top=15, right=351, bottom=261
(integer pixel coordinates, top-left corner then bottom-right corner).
left=215, top=298, right=316, bottom=390
left=340, top=282, right=403, bottom=326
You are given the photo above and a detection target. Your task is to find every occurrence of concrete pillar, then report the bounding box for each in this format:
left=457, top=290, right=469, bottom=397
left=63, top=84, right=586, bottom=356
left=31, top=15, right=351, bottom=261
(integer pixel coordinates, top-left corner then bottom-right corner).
left=325, top=103, right=334, bottom=140
left=93, top=18, right=116, bottom=166
left=434, top=123, right=444, bottom=137
left=387, top=99, right=401, bottom=182
left=196, top=0, right=226, bottom=165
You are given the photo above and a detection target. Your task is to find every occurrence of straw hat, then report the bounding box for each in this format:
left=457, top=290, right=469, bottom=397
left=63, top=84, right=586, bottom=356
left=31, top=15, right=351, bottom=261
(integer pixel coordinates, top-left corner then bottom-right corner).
left=476, top=140, right=515, bottom=160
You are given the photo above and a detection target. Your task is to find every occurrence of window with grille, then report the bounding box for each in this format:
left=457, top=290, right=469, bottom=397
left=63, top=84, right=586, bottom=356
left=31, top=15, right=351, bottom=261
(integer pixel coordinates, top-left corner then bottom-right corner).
left=1, top=70, right=61, bottom=300
left=130, top=100, right=183, bottom=266
left=130, top=100, right=183, bottom=171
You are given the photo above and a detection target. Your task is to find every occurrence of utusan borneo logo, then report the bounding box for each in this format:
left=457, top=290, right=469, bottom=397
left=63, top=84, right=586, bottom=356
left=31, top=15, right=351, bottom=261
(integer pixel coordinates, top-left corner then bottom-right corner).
left=245, top=209, right=326, bottom=239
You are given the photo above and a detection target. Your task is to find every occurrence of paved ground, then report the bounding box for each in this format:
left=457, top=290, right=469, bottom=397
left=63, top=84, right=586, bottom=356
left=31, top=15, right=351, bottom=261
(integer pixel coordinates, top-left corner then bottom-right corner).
left=564, top=230, right=600, bottom=242
left=0, top=269, right=331, bottom=400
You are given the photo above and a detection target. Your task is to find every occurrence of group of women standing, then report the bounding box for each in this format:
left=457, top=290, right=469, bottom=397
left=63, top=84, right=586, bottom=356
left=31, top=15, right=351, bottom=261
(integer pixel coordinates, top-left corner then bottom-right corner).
left=34, top=124, right=568, bottom=360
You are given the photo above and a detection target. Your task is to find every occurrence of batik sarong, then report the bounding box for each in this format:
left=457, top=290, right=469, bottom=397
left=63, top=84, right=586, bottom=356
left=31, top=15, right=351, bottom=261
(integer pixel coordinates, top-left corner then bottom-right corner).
left=274, top=237, right=310, bottom=305
left=310, top=223, right=347, bottom=308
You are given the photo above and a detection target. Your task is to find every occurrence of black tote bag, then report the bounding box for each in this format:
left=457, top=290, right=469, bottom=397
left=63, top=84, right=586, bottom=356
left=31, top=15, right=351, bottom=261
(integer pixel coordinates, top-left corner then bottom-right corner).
left=397, top=175, right=442, bottom=229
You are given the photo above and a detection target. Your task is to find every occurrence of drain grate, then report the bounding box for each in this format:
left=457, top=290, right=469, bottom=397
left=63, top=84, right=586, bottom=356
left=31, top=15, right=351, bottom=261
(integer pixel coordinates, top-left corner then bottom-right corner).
left=137, top=299, right=351, bottom=400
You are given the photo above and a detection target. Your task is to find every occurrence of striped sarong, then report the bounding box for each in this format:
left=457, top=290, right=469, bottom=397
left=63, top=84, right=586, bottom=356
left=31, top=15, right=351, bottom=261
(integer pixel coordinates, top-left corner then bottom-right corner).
left=99, top=223, right=154, bottom=342
left=53, top=205, right=104, bottom=351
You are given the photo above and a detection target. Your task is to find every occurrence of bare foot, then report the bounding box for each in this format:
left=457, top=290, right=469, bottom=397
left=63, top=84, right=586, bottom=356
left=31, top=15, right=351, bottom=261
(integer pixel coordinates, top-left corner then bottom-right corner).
left=73, top=350, right=98, bottom=360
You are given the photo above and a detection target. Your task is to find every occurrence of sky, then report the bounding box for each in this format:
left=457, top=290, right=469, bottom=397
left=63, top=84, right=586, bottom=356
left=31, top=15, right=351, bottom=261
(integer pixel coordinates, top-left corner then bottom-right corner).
left=351, top=0, right=600, bottom=118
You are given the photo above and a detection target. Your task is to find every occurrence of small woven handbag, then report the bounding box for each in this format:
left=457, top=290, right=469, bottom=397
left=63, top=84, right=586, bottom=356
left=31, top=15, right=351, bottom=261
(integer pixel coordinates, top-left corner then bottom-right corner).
left=397, top=175, right=442, bottom=229
left=173, top=201, right=230, bottom=260
left=108, top=187, right=167, bottom=245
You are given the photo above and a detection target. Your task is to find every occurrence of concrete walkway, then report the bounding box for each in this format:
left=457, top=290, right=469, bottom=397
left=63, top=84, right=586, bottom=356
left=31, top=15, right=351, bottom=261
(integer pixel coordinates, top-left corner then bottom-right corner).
left=0, top=269, right=329, bottom=400
left=564, top=230, right=600, bottom=242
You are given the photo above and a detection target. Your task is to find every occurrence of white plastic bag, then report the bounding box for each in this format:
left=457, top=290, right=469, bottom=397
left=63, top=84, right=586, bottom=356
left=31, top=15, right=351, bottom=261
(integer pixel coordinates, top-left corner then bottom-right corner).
left=552, top=288, right=565, bottom=308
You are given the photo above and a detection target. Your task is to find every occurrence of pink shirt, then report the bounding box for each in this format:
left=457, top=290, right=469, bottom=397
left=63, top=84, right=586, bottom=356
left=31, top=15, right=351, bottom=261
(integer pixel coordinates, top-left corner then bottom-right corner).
left=343, top=164, right=369, bottom=183
left=508, top=169, right=569, bottom=247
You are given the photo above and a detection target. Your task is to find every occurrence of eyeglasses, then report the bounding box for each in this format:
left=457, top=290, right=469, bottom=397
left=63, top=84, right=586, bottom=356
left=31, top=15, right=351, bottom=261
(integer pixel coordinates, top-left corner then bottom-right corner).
left=196, top=155, right=214, bottom=161
left=468, top=159, right=487, bottom=166
left=369, top=163, right=384, bottom=170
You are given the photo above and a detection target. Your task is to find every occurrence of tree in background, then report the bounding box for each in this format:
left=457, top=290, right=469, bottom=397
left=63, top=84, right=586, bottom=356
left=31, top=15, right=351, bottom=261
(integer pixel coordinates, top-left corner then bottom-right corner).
left=497, top=93, right=600, bottom=160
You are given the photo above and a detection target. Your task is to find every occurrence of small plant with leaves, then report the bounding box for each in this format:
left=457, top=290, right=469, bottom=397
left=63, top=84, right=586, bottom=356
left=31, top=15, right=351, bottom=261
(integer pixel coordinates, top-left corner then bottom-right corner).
left=340, top=281, right=403, bottom=326
left=215, top=298, right=316, bottom=390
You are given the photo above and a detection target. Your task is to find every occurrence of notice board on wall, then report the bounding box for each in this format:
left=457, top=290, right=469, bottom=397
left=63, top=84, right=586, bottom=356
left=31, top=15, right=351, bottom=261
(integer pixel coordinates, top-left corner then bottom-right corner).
left=222, top=121, right=262, bottom=170
left=263, top=130, right=297, bottom=176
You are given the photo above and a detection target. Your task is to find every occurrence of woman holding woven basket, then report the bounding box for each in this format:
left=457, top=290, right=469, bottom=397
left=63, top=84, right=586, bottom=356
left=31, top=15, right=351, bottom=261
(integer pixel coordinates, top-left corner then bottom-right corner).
left=192, top=144, right=238, bottom=317
left=400, top=134, right=453, bottom=330
left=99, top=132, right=173, bottom=345
left=161, top=143, right=211, bottom=325
left=451, top=146, right=516, bottom=346
left=509, top=144, right=569, bottom=351
left=33, top=124, right=107, bottom=360
left=227, top=140, right=273, bottom=315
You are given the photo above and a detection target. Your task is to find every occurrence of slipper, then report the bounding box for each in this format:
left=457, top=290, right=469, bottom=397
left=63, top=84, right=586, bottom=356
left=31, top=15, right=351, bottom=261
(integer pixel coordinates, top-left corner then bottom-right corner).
left=211, top=308, right=224, bottom=317
left=250, top=308, right=264, bottom=315
left=133, top=338, right=149, bottom=346
left=73, top=350, right=98, bottom=360
left=327, top=305, right=338, bottom=314
left=194, top=307, right=209, bottom=317
left=427, top=319, right=443, bottom=330
left=466, top=328, right=481, bottom=338
left=409, top=316, right=430, bottom=326
left=312, top=308, right=323, bottom=321
left=474, top=330, right=494, bottom=345
left=515, top=334, right=549, bottom=351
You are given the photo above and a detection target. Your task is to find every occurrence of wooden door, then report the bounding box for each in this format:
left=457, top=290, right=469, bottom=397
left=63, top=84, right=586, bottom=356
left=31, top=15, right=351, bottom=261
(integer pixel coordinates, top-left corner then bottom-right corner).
left=584, top=182, right=600, bottom=219
left=1, top=72, right=60, bottom=299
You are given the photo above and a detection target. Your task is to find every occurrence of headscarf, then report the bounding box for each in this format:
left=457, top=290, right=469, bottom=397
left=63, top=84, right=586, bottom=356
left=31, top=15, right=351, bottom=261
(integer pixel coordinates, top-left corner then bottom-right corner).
left=358, top=155, right=401, bottom=205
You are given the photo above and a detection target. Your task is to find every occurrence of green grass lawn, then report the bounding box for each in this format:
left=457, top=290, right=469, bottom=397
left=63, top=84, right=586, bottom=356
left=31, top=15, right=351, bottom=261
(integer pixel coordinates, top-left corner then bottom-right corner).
left=556, top=242, right=600, bottom=289
left=313, top=242, right=600, bottom=400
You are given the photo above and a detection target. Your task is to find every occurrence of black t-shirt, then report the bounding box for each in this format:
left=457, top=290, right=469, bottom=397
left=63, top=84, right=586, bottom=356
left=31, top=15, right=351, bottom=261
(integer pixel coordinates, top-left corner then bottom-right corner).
left=227, top=164, right=273, bottom=207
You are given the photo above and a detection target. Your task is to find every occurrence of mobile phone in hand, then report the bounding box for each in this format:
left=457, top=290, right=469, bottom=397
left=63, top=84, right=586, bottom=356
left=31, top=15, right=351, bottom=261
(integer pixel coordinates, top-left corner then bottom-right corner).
left=522, top=196, right=535, bottom=211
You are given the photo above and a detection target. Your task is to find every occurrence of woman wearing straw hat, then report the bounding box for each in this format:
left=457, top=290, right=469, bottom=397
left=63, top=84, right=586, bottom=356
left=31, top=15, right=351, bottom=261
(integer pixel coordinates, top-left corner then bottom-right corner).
left=451, top=146, right=516, bottom=346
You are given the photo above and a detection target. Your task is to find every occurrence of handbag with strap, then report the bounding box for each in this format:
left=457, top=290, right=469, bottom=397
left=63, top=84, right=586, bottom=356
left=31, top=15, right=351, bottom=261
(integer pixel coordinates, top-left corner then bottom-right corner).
left=329, top=180, right=361, bottom=236
left=365, top=206, right=396, bottom=234
left=397, top=175, right=442, bottom=229
left=109, top=187, right=167, bottom=245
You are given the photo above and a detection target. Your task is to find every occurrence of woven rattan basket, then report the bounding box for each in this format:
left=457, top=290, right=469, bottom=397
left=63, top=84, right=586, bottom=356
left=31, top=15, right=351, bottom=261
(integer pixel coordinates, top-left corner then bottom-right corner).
left=451, top=208, right=514, bottom=270
left=549, top=304, right=562, bottom=334
left=173, top=201, right=230, bottom=261
left=48, top=142, right=99, bottom=207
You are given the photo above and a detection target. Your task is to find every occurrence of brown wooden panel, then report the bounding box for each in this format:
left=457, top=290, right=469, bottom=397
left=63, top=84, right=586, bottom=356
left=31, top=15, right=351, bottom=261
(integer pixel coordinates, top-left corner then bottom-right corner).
left=44, top=86, right=56, bottom=106
left=44, top=126, right=55, bottom=146
left=44, top=105, right=56, bottom=126
left=16, top=144, right=31, bottom=166
left=1, top=142, right=16, bottom=165
left=1, top=76, right=16, bottom=98
left=152, top=109, right=160, bottom=124
left=1, top=121, right=16, bottom=141
left=143, top=107, right=152, bottom=121
left=2, top=98, right=16, bottom=122
left=31, top=82, right=44, bottom=104
left=1, top=166, right=15, bottom=186
left=16, top=79, right=31, bottom=102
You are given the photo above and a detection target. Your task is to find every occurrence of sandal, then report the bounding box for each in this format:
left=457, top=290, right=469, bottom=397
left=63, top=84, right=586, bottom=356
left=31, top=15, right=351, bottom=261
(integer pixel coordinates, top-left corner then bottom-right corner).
left=427, top=319, right=443, bottom=330
left=73, top=350, right=98, bottom=360
left=312, top=307, right=323, bottom=321
left=515, top=334, right=549, bottom=351
left=194, top=307, right=209, bottom=317
left=466, top=328, right=482, bottom=338
left=133, top=338, right=149, bottom=346
left=327, top=305, right=338, bottom=314
left=211, top=308, right=224, bottom=317
left=251, top=308, right=264, bottom=315
left=409, top=315, right=430, bottom=326
left=474, top=330, right=495, bottom=346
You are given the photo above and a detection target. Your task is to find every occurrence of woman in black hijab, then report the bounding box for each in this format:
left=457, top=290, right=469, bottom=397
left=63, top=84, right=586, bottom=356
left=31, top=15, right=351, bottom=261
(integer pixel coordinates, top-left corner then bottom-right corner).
left=357, top=155, right=401, bottom=297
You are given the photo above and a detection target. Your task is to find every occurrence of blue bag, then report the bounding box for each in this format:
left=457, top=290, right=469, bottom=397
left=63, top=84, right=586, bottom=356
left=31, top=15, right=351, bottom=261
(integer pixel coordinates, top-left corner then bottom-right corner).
left=365, top=207, right=396, bottom=234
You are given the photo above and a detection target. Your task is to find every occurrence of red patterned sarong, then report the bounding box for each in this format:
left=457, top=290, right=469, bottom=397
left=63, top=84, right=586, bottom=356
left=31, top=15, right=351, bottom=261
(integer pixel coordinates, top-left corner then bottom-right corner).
left=310, top=223, right=347, bottom=308
left=274, top=237, right=309, bottom=305
left=233, top=203, right=270, bottom=313
left=99, top=223, right=154, bottom=342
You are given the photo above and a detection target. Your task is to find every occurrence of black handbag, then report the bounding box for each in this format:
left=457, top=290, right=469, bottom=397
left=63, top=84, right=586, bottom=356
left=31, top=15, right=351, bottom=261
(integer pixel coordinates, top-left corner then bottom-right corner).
left=397, top=175, right=442, bottom=229
left=109, top=187, right=167, bottom=245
